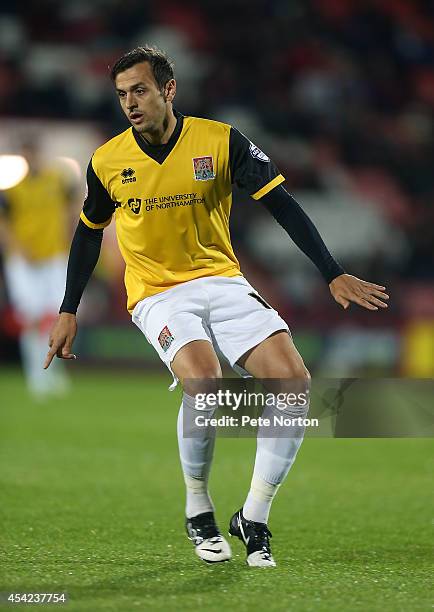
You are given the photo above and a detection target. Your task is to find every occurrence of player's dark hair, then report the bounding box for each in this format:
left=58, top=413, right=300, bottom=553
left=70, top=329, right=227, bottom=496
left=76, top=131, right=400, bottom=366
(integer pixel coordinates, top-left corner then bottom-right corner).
left=110, top=46, right=175, bottom=90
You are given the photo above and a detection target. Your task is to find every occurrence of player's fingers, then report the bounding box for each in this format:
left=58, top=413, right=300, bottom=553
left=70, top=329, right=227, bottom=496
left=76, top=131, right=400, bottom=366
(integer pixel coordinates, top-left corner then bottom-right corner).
left=43, top=347, right=57, bottom=369
left=369, top=289, right=389, bottom=300
left=56, top=348, right=76, bottom=360
left=359, top=286, right=389, bottom=306
left=60, top=353, right=77, bottom=360
left=353, top=296, right=378, bottom=310
left=365, top=295, right=388, bottom=308
left=362, top=282, right=386, bottom=291
left=335, top=295, right=350, bottom=309
left=61, top=340, right=77, bottom=360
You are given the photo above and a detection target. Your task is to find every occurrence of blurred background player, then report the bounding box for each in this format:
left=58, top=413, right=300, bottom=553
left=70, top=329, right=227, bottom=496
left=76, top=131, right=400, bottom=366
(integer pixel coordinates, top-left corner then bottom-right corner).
left=0, top=138, right=77, bottom=398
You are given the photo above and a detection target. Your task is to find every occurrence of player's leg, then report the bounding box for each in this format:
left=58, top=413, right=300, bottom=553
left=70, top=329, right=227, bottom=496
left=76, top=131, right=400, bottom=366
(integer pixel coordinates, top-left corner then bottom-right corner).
left=41, top=256, right=69, bottom=394
left=132, top=282, right=231, bottom=562
left=4, top=255, right=48, bottom=397
left=239, top=330, right=310, bottom=520
left=230, top=331, right=310, bottom=567
left=5, top=254, right=69, bottom=398
left=207, top=276, right=308, bottom=566
left=172, top=340, right=231, bottom=562
left=172, top=339, right=222, bottom=519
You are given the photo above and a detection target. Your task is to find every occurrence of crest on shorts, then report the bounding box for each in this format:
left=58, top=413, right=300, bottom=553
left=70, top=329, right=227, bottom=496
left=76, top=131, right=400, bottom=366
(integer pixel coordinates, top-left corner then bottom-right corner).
left=158, top=325, right=175, bottom=352
left=192, top=156, right=215, bottom=181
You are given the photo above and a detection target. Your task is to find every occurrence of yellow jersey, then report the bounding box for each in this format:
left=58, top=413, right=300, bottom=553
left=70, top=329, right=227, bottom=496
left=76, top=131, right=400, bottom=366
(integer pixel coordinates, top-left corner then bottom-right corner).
left=1, top=168, right=71, bottom=261
left=81, top=112, right=284, bottom=312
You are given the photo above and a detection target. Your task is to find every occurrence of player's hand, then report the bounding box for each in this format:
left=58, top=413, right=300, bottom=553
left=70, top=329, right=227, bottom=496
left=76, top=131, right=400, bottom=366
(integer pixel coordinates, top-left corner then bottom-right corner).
left=329, top=274, right=389, bottom=311
left=44, top=312, right=78, bottom=369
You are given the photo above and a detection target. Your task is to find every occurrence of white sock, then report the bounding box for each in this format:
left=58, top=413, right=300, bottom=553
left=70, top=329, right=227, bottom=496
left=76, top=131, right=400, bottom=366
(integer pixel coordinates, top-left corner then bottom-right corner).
left=243, top=475, right=281, bottom=524
left=177, top=392, right=216, bottom=518
left=243, top=396, right=309, bottom=524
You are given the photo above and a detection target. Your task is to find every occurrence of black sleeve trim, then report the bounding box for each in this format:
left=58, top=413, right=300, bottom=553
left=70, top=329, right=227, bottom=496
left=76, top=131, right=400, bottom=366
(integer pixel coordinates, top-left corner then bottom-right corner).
left=82, top=158, right=116, bottom=225
left=229, top=127, right=283, bottom=196
left=59, top=220, right=103, bottom=314
left=260, top=185, right=345, bottom=284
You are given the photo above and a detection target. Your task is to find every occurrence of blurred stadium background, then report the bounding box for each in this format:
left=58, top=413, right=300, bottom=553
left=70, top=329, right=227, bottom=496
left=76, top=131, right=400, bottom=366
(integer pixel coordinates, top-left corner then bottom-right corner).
left=1, top=0, right=434, bottom=378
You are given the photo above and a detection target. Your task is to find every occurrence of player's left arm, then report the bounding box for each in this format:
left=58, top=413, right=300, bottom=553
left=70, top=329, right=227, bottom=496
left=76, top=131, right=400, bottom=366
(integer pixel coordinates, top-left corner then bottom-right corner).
left=228, top=127, right=388, bottom=311
left=259, top=185, right=389, bottom=311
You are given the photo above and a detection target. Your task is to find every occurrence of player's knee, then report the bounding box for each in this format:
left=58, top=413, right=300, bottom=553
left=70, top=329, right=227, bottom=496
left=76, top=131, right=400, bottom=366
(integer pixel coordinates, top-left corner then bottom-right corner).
left=288, top=366, right=310, bottom=396
left=287, top=362, right=310, bottom=380
left=266, top=361, right=309, bottom=381
left=263, top=363, right=310, bottom=399
left=182, top=362, right=222, bottom=395
left=188, top=362, right=222, bottom=380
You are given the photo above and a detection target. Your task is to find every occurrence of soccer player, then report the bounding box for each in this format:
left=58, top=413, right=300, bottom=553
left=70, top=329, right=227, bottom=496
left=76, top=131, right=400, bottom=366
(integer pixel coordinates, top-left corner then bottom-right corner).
left=44, top=47, right=389, bottom=567
left=0, top=139, right=75, bottom=398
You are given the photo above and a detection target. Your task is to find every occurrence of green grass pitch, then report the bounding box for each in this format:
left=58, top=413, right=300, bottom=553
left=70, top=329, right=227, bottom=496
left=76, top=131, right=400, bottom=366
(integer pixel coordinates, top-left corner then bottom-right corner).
left=0, top=369, right=433, bottom=611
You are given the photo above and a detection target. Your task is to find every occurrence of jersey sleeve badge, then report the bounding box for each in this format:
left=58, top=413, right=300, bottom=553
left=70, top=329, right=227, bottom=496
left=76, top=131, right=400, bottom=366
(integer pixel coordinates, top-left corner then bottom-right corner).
left=249, top=142, right=270, bottom=162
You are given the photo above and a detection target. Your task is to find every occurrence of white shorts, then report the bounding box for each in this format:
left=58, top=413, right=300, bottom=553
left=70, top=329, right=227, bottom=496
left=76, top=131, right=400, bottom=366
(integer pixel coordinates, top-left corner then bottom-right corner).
left=132, top=276, right=289, bottom=389
left=4, top=254, right=67, bottom=323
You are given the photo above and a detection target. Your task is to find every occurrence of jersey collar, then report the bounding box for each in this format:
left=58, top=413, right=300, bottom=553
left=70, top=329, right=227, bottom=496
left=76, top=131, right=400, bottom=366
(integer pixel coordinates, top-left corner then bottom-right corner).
left=132, top=109, right=184, bottom=165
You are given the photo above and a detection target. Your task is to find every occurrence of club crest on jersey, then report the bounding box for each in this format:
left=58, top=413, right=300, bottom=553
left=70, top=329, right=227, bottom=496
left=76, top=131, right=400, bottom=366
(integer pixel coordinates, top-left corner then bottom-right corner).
left=249, top=142, right=270, bottom=162
left=121, top=168, right=136, bottom=184
left=192, top=156, right=215, bottom=181
left=158, top=325, right=174, bottom=352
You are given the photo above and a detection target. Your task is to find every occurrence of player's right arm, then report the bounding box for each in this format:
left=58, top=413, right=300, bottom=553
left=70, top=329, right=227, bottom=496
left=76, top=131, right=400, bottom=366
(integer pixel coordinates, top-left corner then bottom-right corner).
left=44, top=158, right=116, bottom=369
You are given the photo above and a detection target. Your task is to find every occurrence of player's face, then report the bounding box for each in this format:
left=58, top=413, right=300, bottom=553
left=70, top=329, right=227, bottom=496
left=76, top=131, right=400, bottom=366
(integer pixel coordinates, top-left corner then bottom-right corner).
left=115, top=62, right=175, bottom=135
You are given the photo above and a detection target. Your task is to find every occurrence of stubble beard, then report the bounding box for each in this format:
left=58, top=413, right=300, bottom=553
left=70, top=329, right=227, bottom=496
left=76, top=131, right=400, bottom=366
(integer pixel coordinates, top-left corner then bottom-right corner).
left=135, top=111, right=169, bottom=142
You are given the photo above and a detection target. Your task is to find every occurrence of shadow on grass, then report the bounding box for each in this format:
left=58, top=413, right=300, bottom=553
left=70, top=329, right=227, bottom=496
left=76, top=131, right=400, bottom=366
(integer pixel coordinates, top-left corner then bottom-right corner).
left=66, top=556, right=248, bottom=601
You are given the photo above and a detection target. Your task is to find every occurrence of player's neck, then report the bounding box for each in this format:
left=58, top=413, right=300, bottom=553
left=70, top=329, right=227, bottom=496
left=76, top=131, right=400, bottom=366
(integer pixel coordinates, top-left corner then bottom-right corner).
left=140, top=109, right=177, bottom=146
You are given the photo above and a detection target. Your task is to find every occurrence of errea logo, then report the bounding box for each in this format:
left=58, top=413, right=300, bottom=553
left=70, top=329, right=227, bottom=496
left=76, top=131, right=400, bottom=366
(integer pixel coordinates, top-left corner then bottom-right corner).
left=121, top=168, right=136, bottom=184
